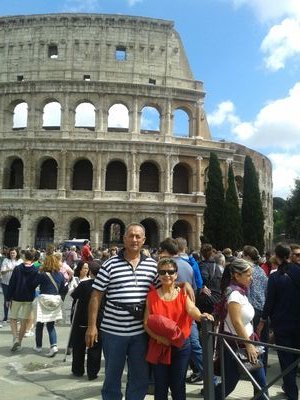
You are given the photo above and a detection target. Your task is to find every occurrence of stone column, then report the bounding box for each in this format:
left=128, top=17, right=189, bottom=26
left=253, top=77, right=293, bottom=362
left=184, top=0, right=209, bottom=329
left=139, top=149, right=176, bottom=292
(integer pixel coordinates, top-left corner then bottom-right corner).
left=19, top=213, right=30, bottom=249
left=95, top=105, right=103, bottom=137
left=94, top=153, right=102, bottom=198
left=163, top=100, right=172, bottom=141
left=58, top=150, right=67, bottom=198
left=196, top=156, right=203, bottom=194
left=129, top=151, right=137, bottom=197
left=130, top=97, right=139, bottom=134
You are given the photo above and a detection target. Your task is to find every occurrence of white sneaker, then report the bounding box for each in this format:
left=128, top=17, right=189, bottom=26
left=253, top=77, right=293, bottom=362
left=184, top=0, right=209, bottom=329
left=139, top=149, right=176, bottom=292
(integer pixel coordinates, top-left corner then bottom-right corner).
left=24, top=330, right=34, bottom=337
left=46, top=346, right=58, bottom=357
left=33, top=345, right=42, bottom=353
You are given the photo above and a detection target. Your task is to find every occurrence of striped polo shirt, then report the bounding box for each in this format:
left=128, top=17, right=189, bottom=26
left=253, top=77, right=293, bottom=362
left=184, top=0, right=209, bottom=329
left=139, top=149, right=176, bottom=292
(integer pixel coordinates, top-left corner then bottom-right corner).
left=93, top=250, right=157, bottom=336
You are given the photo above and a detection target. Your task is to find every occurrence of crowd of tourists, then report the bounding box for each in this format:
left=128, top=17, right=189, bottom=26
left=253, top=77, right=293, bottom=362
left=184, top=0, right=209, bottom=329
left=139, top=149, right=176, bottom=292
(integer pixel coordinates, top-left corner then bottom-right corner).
left=0, top=225, right=299, bottom=400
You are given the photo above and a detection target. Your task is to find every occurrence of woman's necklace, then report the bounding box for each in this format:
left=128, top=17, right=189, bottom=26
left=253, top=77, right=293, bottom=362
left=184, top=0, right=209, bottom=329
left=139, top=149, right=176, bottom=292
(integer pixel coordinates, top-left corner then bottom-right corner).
left=161, top=286, right=178, bottom=301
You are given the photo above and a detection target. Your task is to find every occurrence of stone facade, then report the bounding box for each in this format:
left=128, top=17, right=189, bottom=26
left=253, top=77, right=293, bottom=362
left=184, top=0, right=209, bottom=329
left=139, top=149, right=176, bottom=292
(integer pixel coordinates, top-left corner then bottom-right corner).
left=0, top=13, right=273, bottom=251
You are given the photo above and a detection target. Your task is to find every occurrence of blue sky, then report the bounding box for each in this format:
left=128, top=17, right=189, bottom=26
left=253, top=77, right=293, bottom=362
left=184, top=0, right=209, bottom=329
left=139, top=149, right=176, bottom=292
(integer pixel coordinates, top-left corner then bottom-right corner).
left=1, top=0, right=300, bottom=199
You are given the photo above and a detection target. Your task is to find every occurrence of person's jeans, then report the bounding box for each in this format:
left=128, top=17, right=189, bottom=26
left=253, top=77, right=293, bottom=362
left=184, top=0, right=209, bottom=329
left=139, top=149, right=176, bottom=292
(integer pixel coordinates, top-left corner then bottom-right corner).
left=253, top=308, right=269, bottom=373
left=215, top=345, right=267, bottom=400
left=189, top=321, right=203, bottom=376
left=101, top=331, right=149, bottom=400
left=153, top=338, right=191, bottom=400
left=274, top=328, right=300, bottom=400
left=35, top=321, right=57, bottom=347
left=1, top=283, right=9, bottom=321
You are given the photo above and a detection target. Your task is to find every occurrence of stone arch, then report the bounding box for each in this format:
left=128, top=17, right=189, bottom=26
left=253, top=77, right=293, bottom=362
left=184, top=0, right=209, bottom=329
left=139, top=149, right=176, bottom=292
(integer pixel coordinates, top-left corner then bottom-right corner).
left=105, top=160, right=127, bottom=191
left=3, top=216, right=20, bottom=247
left=108, top=103, right=129, bottom=132
left=140, top=105, right=160, bottom=134
left=172, top=163, right=192, bottom=194
left=139, top=161, right=160, bottom=192
left=13, top=101, right=28, bottom=129
left=141, top=218, right=159, bottom=248
left=39, top=158, right=58, bottom=189
left=172, top=219, right=192, bottom=245
left=72, top=159, right=93, bottom=190
left=172, top=108, right=190, bottom=137
left=35, top=217, right=55, bottom=249
left=103, top=218, right=125, bottom=247
left=75, top=101, right=96, bottom=130
left=42, top=101, right=61, bottom=130
left=69, top=218, right=91, bottom=240
left=3, top=157, right=24, bottom=189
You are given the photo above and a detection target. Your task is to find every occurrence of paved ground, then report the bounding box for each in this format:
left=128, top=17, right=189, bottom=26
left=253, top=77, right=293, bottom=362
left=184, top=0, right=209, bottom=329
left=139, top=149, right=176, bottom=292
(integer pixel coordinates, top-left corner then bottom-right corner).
left=0, top=290, right=298, bottom=399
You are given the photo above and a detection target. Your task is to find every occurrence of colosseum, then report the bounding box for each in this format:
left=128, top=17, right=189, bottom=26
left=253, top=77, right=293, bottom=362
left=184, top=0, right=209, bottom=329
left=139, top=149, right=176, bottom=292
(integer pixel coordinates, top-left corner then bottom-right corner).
left=0, top=13, right=273, bottom=251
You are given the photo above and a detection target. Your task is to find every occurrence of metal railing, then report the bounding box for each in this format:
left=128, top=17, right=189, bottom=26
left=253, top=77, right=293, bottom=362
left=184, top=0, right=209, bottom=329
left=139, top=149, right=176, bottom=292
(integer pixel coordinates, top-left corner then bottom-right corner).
left=201, top=319, right=300, bottom=400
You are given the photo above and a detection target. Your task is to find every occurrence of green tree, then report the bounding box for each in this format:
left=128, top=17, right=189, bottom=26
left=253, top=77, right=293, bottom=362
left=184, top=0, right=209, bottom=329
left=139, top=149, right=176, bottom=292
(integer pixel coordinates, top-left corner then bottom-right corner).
left=203, top=152, right=225, bottom=249
left=273, top=197, right=286, bottom=242
left=241, top=155, right=265, bottom=254
left=223, top=163, right=243, bottom=251
left=285, top=179, right=300, bottom=240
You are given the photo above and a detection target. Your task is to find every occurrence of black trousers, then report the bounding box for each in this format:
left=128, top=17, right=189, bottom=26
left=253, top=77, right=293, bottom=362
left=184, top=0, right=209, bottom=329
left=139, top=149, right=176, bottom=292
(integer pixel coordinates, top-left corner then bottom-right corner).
left=72, top=326, right=102, bottom=378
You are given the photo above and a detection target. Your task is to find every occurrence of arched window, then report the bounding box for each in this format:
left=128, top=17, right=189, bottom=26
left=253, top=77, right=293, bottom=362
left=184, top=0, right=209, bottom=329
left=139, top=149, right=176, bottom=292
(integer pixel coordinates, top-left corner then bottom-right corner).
left=139, top=162, right=159, bottom=192
left=3, top=217, right=20, bottom=247
left=13, top=102, right=28, bottom=129
left=103, top=219, right=125, bottom=246
left=105, top=161, right=127, bottom=191
left=172, top=220, right=191, bottom=244
left=4, top=158, right=24, bottom=189
left=72, top=159, right=93, bottom=190
left=141, top=218, right=159, bottom=248
left=108, top=104, right=129, bottom=132
left=35, top=218, right=54, bottom=249
left=69, top=218, right=90, bottom=240
left=140, top=106, right=160, bottom=133
left=235, top=175, right=244, bottom=197
left=173, top=163, right=190, bottom=194
left=43, top=101, right=61, bottom=129
left=173, top=109, right=189, bottom=137
left=39, top=159, right=58, bottom=189
left=75, top=102, right=96, bottom=129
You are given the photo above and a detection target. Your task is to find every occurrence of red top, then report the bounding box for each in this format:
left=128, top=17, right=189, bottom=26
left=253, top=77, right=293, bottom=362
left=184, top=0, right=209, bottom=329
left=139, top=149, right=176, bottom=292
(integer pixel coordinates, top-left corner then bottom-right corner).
left=147, top=287, right=192, bottom=339
left=80, top=244, right=91, bottom=263
left=145, top=287, right=192, bottom=364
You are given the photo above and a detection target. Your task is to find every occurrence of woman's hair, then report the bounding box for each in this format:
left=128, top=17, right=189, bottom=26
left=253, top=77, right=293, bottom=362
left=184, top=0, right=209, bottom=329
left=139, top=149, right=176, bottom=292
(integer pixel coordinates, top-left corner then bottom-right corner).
left=40, top=254, right=60, bottom=273
left=220, top=258, right=252, bottom=293
left=53, top=252, right=63, bottom=262
left=7, top=247, right=20, bottom=260
left=74, top=260, right=89, bottom=277
left=243, top=245, right=260, bottom=263
left=157, top=258, right=178, bottom=271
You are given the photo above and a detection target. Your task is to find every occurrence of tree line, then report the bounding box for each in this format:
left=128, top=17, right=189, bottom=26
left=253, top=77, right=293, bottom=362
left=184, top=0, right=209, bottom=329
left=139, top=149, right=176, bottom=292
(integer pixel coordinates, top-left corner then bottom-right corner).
left=202, top=152, right=265, bottom=254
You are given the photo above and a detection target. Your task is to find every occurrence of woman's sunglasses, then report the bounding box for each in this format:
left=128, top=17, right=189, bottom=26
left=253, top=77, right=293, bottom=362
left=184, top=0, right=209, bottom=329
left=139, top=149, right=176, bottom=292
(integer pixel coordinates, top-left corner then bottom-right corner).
left=157, top=269, right=177, bottom=276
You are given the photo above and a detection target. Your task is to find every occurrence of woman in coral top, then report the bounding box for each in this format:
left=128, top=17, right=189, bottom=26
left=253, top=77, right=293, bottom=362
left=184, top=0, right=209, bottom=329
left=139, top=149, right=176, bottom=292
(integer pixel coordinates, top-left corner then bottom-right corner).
left=144, top=258, right=213, bottom=400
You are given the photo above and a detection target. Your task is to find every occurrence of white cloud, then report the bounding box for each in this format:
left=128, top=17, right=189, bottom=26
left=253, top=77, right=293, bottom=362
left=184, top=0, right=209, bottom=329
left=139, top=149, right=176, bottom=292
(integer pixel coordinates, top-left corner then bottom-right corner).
left=268, top=152, right=300, bottom=198
left=261, top=18, right=300, bottom=70
left=208, top=82, right=300, bottom=198
left=227, top=82, right=300, bottom=149
left=226, top=0, right=300, bottom=23
left=127, top=0, right=143, bottom=6
left=62, top=0, right=98, bottom=12
left=207, top=101, right=240, bottom=127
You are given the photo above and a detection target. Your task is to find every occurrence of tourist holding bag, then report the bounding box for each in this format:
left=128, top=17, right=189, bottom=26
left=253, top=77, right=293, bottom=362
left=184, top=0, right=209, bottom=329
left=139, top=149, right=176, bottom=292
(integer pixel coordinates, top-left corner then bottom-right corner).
left=214, top=258, right=268, bottom=400
left=33, top=254, right=65, bottom=357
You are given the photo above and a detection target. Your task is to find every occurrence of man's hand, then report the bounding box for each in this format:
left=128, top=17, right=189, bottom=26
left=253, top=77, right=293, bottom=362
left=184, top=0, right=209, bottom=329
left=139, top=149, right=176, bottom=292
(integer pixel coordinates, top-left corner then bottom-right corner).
left=85, top=325, right=98, bottom=348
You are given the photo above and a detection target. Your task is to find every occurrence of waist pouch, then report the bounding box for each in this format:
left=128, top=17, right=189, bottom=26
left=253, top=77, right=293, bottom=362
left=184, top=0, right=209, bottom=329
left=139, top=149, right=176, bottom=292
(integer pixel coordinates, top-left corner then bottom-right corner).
left=110, top=301, right=146, bottom=320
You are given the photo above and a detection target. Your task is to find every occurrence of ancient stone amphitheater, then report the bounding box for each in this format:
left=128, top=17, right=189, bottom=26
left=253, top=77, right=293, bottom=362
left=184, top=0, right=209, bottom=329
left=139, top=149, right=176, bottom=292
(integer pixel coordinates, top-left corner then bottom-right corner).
left=0, top=13, right=273, bottom=251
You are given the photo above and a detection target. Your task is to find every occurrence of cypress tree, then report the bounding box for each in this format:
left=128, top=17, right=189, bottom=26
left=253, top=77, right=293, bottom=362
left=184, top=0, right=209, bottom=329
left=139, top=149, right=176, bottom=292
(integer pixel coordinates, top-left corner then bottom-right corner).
left=203, top=152, right=225, bottom=249
left=223, top=163, right=243, bottom=251
left=241, top=155, right=265, bottom=254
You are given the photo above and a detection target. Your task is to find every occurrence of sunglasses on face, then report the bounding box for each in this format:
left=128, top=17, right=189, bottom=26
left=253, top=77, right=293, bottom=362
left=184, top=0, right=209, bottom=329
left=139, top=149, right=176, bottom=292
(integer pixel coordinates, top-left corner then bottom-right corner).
left=293, top=253, right=300, bottom=257
left=157, top=269, right=177, bottom=276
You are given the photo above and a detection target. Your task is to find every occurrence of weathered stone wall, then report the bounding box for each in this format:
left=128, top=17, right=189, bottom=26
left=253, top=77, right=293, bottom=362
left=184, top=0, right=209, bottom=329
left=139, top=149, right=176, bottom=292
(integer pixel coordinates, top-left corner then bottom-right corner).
left=0, top=13, right=273, bottom=251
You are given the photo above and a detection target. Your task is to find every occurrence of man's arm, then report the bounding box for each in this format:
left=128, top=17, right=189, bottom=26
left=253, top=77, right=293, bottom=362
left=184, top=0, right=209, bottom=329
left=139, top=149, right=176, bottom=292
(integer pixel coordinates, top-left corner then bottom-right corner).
left=85, top=289, right=103, bottom=348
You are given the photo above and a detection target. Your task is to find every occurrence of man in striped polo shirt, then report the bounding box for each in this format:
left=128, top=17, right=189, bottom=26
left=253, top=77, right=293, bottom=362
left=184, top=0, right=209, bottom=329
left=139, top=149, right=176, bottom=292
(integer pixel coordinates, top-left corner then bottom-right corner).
left=85, top=223, right=157, bottom=400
